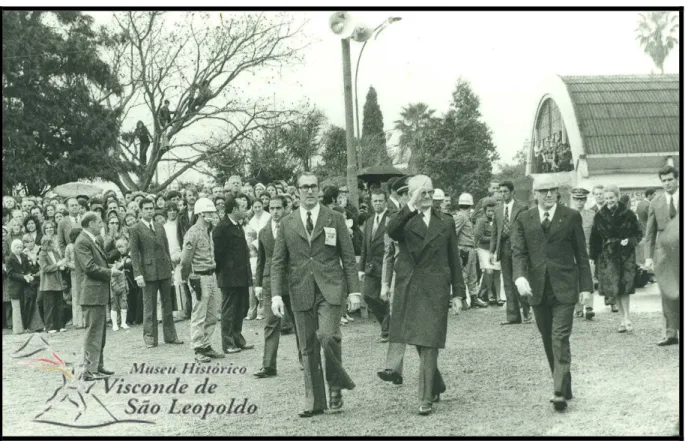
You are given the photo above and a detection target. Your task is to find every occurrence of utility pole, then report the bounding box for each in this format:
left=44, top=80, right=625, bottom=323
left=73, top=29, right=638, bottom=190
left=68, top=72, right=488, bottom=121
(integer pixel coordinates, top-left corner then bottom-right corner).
left=342, top=39, right=359, bottom=209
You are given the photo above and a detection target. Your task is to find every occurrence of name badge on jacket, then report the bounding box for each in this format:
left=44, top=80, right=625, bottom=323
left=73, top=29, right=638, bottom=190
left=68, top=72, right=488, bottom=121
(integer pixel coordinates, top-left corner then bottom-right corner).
left=324, top=227, right=336, bottom=246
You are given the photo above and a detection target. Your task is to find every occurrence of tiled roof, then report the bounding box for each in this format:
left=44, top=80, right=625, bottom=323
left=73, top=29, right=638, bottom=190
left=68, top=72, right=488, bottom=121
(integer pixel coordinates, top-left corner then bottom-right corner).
left=560, top=75, right=680, bottom=155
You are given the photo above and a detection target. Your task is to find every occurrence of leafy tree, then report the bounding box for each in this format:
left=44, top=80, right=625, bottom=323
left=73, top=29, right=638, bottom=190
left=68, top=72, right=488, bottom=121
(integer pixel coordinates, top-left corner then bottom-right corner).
left=2, top=11, right=123, bottom=195
left=360, top=86, right=391, bottom=168
left=247, top=127, right=299, bottom=184
left=635, top=11, right=679, bottom=74
left=97, top=11, right=307, bottom=193
left=318, top=125, right=347, bottom=178
left=278, top=109, right=325, bottom=173
left=495, top=145, right=527, bottom=182
left=393, top=102, right=436, bottom=173
left=415, top=78, right=499, bottom=201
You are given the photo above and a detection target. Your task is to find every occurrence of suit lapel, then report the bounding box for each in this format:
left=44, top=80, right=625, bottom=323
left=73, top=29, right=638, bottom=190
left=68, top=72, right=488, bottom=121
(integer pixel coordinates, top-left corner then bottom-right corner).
left=531, top=207, right=546, bottom=240
left=420, top=209, right=444, bottom=254
left=311, top=207, right=331, bottom=243
left=407, top=212, right=428, bottom=240
left=547, top=206, right=566, bottom=239
left=291, top=211, right=309, bottom=242
left=372, top=212, right=387, bottom=241
left=83, top=231, right=106, bottom=259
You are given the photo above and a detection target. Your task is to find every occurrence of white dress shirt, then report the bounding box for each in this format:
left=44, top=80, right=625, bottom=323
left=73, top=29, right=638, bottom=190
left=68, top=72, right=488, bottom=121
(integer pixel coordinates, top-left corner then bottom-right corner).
left=503, top=199, right=514, bottom=221
left=538, top=203, right=558, bottom=224
left=142, top=219, right=155, bottom=232
left=372, top=210, right=387, bottom=231
left=271, top=220, right=279, bottom=239
left=665, top=189, right=679, bottom=211
left=299, top=203, right=321, bottom=232
left=164, top=220, right=182, bottom=285
left=407, top=202, right=431, bottom=227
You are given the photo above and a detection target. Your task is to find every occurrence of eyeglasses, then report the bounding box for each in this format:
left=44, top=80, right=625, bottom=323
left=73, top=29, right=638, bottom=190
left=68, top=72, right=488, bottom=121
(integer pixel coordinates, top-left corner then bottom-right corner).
left=109, top=221, right=120, bottom=225
left=537, top=188, right=559, bottom=194
left=299, top=184, right=318, bottom=192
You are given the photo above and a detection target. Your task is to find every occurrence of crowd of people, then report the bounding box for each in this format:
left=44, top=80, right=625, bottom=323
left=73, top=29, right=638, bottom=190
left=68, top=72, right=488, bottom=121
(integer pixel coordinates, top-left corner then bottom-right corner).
left=1, top=165, right=679, bottom=416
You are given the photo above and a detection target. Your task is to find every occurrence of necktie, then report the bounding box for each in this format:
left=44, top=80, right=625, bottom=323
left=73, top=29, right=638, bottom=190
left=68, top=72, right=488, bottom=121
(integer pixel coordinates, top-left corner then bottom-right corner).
left=274, top=223, right=279, bottom=239
left=502, top=206, right=510, bottom=239
left=542, top=212, right=551, bottom=234
left=306, top=211, right=314, bottom=235
left=669, top=197, right=677, bottom=219
left=372, top=215, right=380, bottom=236
left=148, top=221, right=155, bottom=233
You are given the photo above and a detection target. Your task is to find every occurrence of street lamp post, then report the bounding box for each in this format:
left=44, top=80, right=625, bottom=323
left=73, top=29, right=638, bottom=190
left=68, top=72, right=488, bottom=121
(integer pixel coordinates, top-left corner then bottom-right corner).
left=330, top=12, right=401, bottom=209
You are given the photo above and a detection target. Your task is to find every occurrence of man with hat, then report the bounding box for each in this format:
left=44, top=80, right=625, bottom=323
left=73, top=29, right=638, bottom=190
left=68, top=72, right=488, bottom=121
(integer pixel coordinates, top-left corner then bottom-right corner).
left=511, top=175, right=592, bottom=412
left=377, top=175, right=411, bottom=387
left=455, top=193, right=488, bottom=308
left=570, top=187, right=596, bottom=320
left=432, top=189, right=445, bottom=213
left=386, top=177, right=402, bottom=214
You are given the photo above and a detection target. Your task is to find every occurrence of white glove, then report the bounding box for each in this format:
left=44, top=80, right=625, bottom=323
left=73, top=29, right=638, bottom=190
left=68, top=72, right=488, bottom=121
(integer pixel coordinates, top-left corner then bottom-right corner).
left=135, top=275, right=145, bottom=287
left=515, top=277, right=533, bottom=297
left=347, top=293, right=362, bottom=312
left=271, top=295, right=284, bottom=318
left=644, top=258, right=654, bottom=270
left=358, top=271, right=365, bottom=282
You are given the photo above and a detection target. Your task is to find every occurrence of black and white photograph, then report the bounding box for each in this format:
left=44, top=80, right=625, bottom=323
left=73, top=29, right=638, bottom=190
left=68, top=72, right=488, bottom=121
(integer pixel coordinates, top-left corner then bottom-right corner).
left=1, top=4, right=681, bottom=437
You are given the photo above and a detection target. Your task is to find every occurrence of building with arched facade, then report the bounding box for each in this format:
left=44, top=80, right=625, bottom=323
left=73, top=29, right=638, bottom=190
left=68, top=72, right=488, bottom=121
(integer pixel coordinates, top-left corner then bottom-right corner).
left=526, top=74, right=680, bottom=208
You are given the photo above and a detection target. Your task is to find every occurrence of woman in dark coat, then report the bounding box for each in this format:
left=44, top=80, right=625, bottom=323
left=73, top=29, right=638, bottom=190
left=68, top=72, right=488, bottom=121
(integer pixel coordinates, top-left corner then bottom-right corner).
left=589, top=184, right=642, bottom=333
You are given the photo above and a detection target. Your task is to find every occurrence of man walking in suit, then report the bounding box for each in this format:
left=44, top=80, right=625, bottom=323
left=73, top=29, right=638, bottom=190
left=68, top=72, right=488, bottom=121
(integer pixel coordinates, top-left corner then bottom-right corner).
left=636, top=188, right=656, bottom=235
left=270, top=172, right=361, bottom=417
left=74, top=212, right=121, bottom=381
left=213, top=193, right=254, bottom=353
left=645, top=166, right=680, bottom=346
left=359, top=189, right=390, bottom=343
left=129, top=199, right=183, bottom=348
left=511, top=176, right=592, bottom=411
left=490, top=180, right=531, bottom=325
left=253, top=195, right=301, bottom=378
left=378, top=176, right=411, bottom=385
left=383, top=175, right=465, bottom=415
left=57, top=198, right=81, bottom=254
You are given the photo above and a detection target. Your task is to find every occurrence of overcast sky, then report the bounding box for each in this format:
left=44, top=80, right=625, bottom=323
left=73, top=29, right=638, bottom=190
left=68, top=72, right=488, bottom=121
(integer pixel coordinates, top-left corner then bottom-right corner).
left=87, top=9, right=680, bottom=182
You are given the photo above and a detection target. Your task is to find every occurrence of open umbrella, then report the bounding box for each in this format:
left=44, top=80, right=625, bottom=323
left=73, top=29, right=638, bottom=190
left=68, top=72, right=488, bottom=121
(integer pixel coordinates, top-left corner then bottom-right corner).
left=51, top=182, right=103, bottom=198
left=357, top=165, right=406, bottom=183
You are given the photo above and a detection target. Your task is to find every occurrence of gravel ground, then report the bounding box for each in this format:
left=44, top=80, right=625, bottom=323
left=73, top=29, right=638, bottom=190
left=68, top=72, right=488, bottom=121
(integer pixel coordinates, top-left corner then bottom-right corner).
left=2, top=304, right=680, bottom=436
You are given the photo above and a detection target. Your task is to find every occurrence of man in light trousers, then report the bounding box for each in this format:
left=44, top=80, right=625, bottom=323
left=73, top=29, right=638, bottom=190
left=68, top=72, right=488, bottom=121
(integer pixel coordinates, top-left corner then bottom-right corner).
left=180, top=198, right=225, bottom=363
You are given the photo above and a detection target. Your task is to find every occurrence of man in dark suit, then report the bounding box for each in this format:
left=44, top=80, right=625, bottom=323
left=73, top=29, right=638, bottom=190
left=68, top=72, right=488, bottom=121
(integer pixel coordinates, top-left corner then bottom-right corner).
left=270, top=172, right=361, bottom=418
left=386, top=177, right=401, bottom=214
left=636, top=188, right=656, bottom=235
left=490, top=180, right=531, bottom=324
left=382, top=175, right=466, bottom=416
left=511, top=176, right=592, bottom=412
left=57, top=198, right=81, bottom=254
left=645, top=166, right=680, bottom=346
left=74, top=212, right=121, bottom=381
left=253, top=195, right=301, bottom=378
left=213, top=193, right=254, bottom=353
left=129, top=199, right=183, bottom=348
left=359, top=189, right=390, bottom=342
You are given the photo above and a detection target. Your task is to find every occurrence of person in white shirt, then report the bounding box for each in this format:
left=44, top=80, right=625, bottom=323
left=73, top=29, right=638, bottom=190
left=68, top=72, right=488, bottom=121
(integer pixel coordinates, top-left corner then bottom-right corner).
left=164, top=204, right=185, bottom=320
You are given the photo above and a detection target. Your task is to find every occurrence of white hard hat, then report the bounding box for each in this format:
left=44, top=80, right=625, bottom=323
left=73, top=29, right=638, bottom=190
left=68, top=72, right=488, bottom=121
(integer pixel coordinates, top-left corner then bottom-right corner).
left=194, top=198, right=216, bottom=213
left=432, top=188, right=445, bottom=200
left=458, top=193, right=474, bottom=206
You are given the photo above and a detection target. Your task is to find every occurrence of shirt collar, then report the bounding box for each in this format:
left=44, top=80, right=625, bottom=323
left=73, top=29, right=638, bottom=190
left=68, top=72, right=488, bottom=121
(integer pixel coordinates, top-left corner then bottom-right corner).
left=300, top=203, right=321, bottom=220
left=539, top=204, right=558, bottom=222
left=666, top=189, right=679, bottom=201
left=83, top=229, right=98, bottom=243
left=228, top=216, right=239, bottom=226
left=375, top=209, right=387, bottom=221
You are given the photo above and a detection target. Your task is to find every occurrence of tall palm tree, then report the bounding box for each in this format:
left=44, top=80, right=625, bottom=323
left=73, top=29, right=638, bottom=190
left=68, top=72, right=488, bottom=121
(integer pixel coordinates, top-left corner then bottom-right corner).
left=393, top=103, right=436, bottom=173
left=635, top=11, right=679, bottom=74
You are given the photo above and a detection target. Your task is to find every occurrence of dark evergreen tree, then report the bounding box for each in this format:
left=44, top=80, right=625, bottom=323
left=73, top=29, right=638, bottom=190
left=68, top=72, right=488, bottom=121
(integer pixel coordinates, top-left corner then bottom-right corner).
left=360, top=86, right=391, bottom=167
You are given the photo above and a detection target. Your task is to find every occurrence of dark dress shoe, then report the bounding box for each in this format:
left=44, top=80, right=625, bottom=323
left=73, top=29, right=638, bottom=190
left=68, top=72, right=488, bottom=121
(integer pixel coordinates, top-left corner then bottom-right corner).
left=657, top=337, right=679, bottom=346
left=432, top=394, right=440, bottom=403
left=611, top=305, right=619, bottom=313
left=574, top=310, right=584, bottom=318
left=377, top=369, right=403, bottom=385
left=500, top=320, right=521, bottom=325
left=471, top=297, right=488, bottom=308
left=497, top=300, right=505, bottom=306
left=146, top=343, right=158, bottom=349
left=377, top=336, right=389, bottom=343
left=98, top=367, right=115, bottom=376
left=418, top=403, right=433, bottom=415
left=195, top=351, right=211, bottom=363
left=298, top=409, right=324, bottom=418
left=329, top=389, right=343, bottom=410
left=240, top=344, right=254, bottom=350
left=82, top=371, right=106, bottom=381
left=280, top=328, right=293, bottom=335
left=551, top=395, right=567, bottom=411
left=585, top=309, right=595, bottom=320
left=224, top=347, right=242, bottom=354
left=166, top=340, right=184, bottom=345
left=204, top=347, right=225, bottom=359
left=253, top=367, right=277, bottom=378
